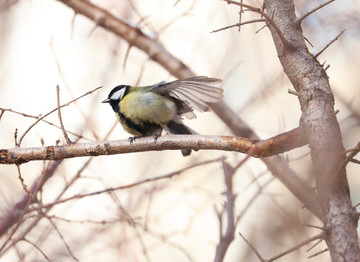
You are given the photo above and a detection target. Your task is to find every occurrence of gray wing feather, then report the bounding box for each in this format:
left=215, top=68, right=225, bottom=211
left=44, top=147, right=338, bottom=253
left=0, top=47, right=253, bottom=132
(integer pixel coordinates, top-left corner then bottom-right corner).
left=151, top=76, right=223, bottom=119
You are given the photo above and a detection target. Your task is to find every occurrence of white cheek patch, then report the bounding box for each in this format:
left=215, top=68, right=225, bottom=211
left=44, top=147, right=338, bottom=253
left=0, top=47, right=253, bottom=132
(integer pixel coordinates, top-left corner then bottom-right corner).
left=111, top=88, right=126, bottom=101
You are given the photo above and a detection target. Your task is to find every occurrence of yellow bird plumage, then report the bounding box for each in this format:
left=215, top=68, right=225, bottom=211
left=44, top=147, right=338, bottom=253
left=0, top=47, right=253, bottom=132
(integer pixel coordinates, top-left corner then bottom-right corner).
left=102, top=76, right=223, bottom=156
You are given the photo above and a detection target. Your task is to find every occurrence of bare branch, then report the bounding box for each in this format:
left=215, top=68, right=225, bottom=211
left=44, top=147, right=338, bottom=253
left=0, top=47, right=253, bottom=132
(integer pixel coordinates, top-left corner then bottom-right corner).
left=0, top=107, right=86, bottom=140
left=0, top=128, right=307, bottom=164
left=214, top=159, right=237, bottom=262
left=18, top=85, right=102, bottom=146
left=267, top=233, right=324, bottom=261
left=16, top=164, right=31, bottom=196
left=211, top=19, right=266, bottom=33
left=297, top=0, right=337, bottom=24
left=22, top=238, right=51, bottom=262
left=336, top=142, right=360, bottom=175
left=56, top=85, right=73, bottom=145
left=240, top=232, right=324, bottom=261
left=224, top=0, right=292, bottom=49
left=29, top=157, right=222, bottom=212
left=239, top=232, right=265, bottom=261
left=46, top=217, right=78, bottom=261
left=314, top=29, right=346, bottom=58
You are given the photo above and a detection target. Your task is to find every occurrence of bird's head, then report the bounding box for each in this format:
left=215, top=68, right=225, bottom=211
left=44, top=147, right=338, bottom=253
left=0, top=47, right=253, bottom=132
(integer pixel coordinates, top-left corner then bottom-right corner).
left=102, top=85, right=131, bottom=112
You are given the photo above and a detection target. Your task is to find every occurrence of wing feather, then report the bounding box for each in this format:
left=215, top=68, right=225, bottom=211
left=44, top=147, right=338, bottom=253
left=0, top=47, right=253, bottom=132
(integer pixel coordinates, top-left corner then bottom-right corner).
left=151, top=76, right=223, bottom=118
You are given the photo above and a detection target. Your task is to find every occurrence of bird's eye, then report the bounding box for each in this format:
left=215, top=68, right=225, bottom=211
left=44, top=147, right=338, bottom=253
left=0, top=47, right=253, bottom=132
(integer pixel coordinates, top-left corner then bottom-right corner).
left=110, top=88, right=126, bottom=101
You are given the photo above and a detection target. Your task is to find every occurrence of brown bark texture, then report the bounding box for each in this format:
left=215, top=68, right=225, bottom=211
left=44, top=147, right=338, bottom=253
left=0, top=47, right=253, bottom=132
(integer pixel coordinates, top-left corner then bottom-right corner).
left=263, top=0, right=359, bottom=261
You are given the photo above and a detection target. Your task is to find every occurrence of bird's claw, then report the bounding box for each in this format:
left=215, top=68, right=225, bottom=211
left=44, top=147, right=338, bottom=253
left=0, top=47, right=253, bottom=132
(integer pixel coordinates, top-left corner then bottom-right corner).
left=128, top=136, right=141, bottom=144
left=153, top=133, right=161, bottom=142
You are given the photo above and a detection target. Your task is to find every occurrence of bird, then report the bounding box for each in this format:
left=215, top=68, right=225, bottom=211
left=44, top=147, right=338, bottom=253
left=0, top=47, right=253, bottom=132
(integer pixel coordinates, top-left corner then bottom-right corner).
left=102, top=76, right=223, bottom=156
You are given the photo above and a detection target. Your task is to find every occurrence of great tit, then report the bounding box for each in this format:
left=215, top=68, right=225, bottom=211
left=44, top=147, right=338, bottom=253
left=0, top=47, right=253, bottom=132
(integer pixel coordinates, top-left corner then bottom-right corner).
left=102, top=76, right=223, bottom=156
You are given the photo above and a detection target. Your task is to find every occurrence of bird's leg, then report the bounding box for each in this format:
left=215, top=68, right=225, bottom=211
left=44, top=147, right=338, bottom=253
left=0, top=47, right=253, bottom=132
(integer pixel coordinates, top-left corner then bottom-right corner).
left=153, top=129, right=162, bottom=142
left=128, top=136, right=143, bottom=144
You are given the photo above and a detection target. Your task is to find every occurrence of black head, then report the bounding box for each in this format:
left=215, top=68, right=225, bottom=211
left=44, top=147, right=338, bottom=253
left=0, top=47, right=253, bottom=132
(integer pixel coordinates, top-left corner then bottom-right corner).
left=102, top=85, right=130, bottom=112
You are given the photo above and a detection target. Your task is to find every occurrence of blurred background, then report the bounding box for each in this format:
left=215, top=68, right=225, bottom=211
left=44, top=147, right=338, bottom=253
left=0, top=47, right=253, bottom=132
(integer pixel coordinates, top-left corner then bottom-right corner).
left=0, top=0, right=359, bottom=261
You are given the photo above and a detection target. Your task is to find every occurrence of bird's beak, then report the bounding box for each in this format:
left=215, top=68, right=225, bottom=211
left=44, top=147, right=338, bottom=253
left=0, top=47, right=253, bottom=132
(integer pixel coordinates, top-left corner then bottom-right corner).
left=102, top=98, right=110, bottom=103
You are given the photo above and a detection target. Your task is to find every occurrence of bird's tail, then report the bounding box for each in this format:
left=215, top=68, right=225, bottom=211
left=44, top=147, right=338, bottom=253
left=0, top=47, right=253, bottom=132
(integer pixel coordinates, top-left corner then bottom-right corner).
left=166, top=120, right=193, bottom=156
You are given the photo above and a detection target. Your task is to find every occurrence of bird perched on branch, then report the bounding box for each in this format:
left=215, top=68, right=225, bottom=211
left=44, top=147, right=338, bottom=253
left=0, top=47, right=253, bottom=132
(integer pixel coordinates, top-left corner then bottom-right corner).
left=102, top=76, right=223, bottom=156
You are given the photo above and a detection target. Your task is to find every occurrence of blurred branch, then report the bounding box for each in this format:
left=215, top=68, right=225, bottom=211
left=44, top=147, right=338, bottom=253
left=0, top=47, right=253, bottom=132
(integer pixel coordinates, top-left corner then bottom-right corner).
left=0, top=128, right=306, bottom=164
left=214, top=158, right=238, bottom=262
left=240, top=232, right=324, bottom=261
left=56, top=0, right=194, bottom=78
left=333, top=88, right=360, bottom=123
left=29, top=157, right=223, bottom=212
left=0, top=160, right=62, bottom=244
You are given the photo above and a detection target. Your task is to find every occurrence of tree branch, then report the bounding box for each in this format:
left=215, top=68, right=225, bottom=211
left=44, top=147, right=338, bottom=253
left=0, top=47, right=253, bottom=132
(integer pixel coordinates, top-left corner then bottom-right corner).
left=264, top=0, right=360, bottom=260
left=0, top=128, right=306, bottom=164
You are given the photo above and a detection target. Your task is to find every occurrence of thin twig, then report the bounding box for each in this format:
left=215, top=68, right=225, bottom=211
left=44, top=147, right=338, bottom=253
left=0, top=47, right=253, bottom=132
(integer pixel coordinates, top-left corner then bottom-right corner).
left=46, top=217, right=78, bottom=261
left=211, top=19, right=266, bottom=33
left=56, top=85, right=73, bottom=145
left=0, top=107, right=86, bottom=140
left=0, top=109, right=4, bottom=121
left=224, top=0, right=292, bottom=49
left=240, top=232, right=324, bottom=261
left=22, top=238, right=51, bottom=262
left=267, top=233, right=324, bottom=261
left=29, top=157, right=223, bottom=212
left=297, top=0, right=337, bottom=24
left=238, top=0, right=244, bottom=32
left=214, top=158, right=237, bottom=262
left=314, top=29, right=346, bottom=59
left=16, top=164, right=31, bottom=196
left=14, top=128, right=18, bottom=147
left=308, top=248, right=329, bottom=259
left=336, top=142, right=360, bottom=175
left=18, top=86, right=102, bottom=146
left=239, top=232, right=265, bottom=261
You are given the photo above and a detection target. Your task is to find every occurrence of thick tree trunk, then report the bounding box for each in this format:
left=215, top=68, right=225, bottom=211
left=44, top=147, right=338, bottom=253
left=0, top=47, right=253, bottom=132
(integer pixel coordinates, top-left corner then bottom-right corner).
left=263, top=0, right=359, bottom=261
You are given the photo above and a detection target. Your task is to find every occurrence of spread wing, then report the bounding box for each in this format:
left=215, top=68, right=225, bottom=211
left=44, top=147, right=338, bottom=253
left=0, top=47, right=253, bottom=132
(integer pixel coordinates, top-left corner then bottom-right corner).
left=150, top=76, right=223, bottom=119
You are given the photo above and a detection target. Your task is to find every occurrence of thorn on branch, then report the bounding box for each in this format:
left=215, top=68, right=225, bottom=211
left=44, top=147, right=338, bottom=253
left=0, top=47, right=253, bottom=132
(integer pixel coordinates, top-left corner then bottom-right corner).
left=288, top=89, right=300, bottom=97
left=337, top=142, right=360, bottom=174
left=88, top=13, right=106, bottom=37
left=314, top=29, right=346, bottom=59
left=297, top=0, right=337, bottom=24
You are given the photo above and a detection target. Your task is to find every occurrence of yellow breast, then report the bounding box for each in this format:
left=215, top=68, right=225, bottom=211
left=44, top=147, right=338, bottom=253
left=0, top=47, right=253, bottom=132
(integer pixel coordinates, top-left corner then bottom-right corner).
left=120, top=91, right=176, bottom=125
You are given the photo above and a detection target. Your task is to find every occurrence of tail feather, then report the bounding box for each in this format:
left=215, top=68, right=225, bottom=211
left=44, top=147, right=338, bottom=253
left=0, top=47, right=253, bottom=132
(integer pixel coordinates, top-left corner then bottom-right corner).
left=166, top=121, right=193, bottom=156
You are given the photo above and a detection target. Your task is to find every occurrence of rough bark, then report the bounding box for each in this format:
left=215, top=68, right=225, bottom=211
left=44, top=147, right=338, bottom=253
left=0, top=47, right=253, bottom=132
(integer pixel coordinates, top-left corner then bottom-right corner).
left=263, top=0, right=359, bottom=261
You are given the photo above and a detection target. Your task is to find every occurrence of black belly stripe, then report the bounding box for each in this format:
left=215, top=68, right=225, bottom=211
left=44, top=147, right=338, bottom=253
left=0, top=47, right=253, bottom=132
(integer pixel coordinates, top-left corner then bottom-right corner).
left=117, top=111, right=162, bottom=135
